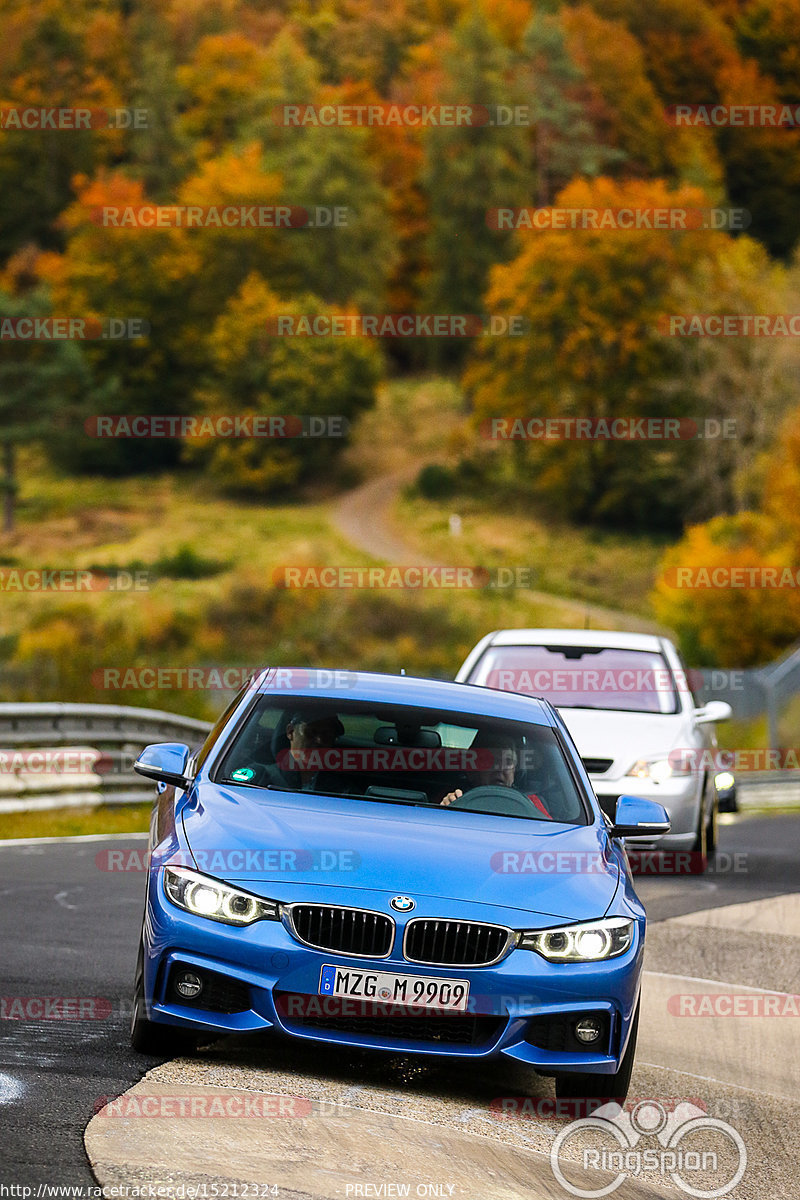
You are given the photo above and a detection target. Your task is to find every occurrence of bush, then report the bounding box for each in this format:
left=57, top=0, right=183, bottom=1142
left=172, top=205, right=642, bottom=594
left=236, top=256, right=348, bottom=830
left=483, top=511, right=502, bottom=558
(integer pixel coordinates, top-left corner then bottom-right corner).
left=415, top=463, right=457, bottom=499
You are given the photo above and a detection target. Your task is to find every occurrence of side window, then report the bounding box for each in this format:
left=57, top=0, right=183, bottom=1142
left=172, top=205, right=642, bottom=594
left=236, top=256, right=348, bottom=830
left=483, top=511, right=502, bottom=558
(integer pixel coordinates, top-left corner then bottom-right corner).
left=192, top=683, right=254, bottom=774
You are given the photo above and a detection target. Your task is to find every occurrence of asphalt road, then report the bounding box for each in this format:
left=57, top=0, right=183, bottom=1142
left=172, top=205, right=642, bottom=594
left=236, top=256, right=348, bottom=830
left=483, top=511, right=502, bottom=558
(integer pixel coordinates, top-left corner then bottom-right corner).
left=1, top=810, right=798, bottom=1191
left=0, top=834, right=155, bottom=1187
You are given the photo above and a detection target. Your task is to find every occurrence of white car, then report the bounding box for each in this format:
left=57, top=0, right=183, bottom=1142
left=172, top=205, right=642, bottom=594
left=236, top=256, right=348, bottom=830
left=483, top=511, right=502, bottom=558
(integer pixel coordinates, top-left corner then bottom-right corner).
left=456, top=629, right=731, bottom=860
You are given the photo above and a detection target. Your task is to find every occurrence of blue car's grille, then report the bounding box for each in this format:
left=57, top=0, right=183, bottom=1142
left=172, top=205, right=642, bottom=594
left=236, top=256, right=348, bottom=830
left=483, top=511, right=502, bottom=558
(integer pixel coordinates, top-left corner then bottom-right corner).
left=403, top=919, right=513, bottom=967
left=286, top=904, right=394, bottom=958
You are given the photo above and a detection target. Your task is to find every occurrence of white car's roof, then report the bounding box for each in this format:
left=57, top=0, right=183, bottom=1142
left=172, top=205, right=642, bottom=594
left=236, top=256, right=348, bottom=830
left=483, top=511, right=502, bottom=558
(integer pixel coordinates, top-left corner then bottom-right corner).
left=484, top=629, right=666, bottom=653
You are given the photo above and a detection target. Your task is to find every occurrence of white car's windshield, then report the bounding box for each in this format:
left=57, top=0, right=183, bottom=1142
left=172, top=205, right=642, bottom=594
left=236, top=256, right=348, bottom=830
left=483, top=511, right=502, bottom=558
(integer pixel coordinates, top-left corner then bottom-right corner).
left=470, top=645, right=680, bottom=715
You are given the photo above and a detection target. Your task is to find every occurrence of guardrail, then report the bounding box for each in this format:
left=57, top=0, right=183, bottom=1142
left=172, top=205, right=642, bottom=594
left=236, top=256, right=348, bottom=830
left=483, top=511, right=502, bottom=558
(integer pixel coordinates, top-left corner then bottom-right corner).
left=737, top=771, right=800, bottom=810
left=0, top=703, right=212, bottom=814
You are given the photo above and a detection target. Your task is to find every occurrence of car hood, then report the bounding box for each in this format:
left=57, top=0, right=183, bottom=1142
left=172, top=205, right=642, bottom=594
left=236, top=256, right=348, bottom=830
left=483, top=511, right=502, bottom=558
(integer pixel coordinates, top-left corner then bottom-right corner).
left=180, top=783, right=619, bottom=922
left=558, top=708, right=689, bottom=777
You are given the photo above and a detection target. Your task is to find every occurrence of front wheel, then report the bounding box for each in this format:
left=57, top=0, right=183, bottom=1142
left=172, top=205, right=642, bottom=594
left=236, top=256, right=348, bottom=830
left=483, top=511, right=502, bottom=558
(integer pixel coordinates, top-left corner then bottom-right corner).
left=706, top=790, right=718, bottom=855
left=554, top=1002, right=639, bottom=1105
left=691, top=778, right=717, bottom=868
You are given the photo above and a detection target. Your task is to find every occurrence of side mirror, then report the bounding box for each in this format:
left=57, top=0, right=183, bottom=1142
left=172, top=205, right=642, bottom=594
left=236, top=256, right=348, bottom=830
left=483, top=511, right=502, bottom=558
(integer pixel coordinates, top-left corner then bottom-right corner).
left=609, top=795, right=671, bottom=839
left=694, top=700, right=732, bottom=726
left=134, top=742, right=192, bottom=789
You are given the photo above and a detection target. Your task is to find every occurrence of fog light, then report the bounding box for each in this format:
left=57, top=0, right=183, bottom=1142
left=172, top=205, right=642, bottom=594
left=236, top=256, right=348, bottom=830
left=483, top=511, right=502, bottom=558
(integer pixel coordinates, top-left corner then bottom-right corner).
left=574, top=1017, right=602, bottom=1044
left=175, top=971, right=203, bottom=1000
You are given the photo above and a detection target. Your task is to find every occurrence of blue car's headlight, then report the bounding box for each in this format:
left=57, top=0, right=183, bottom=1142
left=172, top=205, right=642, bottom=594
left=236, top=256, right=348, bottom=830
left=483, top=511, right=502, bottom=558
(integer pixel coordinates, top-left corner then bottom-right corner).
left=163, top=866, right=280, bottom=926
left=518, top=917, right=634, bottom=962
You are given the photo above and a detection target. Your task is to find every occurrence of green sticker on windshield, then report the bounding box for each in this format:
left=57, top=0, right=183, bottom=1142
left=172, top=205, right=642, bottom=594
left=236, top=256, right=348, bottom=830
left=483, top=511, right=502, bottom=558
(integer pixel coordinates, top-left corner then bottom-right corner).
left=231, top=767, right=255, bottom=782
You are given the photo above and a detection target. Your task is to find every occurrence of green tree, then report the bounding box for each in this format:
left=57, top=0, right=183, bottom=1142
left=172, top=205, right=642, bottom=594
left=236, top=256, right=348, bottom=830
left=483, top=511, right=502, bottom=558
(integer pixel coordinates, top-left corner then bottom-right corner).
left=0, top=1, right=126, bottom=261
left=186, top=273, right=384, bottom=496
left=421, top=11, right=532, bottom=366
left=0, top=289, right=88, bottom=531
left=263, top=123, right=398, bottom=312
left=463, top=176, right=737, bottom=530
left=520, top=8, right=621, bottom=206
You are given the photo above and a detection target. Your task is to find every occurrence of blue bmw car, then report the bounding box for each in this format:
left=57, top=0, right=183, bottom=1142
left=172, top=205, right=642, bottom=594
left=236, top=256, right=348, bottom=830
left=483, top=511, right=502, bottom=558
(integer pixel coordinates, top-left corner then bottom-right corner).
left=131, top=670, right=668, bottom=1101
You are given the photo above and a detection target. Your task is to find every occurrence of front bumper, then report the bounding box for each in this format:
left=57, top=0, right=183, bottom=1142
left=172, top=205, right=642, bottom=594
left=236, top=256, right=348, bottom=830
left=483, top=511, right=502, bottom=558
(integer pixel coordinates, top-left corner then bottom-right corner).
left=143, top=878, right=643, bottom=1076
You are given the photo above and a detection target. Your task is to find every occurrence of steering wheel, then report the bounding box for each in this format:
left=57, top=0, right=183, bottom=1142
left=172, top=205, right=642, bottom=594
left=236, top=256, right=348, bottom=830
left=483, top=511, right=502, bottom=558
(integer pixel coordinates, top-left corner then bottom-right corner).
left=445, top=784, right=538, bottom=818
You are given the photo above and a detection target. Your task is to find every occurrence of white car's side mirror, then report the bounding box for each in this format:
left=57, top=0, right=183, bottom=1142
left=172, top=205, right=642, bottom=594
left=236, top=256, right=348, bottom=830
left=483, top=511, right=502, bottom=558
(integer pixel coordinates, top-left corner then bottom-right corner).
left=694, top=700, right=732, bottom=725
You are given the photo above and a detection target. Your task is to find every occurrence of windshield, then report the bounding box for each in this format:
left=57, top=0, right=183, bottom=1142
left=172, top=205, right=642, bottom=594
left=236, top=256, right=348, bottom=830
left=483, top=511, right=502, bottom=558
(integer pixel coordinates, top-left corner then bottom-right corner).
left=213, top=696, right=589, bottom=825
left=470, top=645, right=680, bottom=715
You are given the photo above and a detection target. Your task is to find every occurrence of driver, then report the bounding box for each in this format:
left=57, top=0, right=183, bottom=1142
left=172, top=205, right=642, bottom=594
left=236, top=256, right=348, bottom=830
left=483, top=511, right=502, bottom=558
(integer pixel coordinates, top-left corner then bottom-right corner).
left=439, top=732, right=550, bottom=816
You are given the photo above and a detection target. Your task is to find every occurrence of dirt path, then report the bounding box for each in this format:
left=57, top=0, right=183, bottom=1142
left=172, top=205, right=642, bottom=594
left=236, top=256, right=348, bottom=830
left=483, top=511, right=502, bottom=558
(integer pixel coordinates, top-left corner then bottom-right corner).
left=332, top=471, right=665, bottom=634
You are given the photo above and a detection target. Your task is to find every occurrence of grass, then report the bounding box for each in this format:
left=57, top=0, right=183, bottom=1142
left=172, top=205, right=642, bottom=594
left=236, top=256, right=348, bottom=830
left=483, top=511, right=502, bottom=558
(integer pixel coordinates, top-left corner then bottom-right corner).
left=0, top=377, right=672, bottom=739
left=0, top=803, right=152, bottom=840
left=394, top=489, right=669, bottom=622
left=341, top=375, right=466, bottom=478
left=350, top=377, right=670, bottom=624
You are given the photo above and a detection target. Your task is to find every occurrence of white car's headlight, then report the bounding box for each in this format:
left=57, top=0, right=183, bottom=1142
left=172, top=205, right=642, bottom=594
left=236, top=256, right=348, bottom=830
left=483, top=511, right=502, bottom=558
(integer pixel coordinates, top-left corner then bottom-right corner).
left=163, top=866, right=279, bottom=926
left=518, top=917, right=634, bottom=961
left=626, top=757, right=690, bottom=784
left=715, top=771, right=735, bottom=791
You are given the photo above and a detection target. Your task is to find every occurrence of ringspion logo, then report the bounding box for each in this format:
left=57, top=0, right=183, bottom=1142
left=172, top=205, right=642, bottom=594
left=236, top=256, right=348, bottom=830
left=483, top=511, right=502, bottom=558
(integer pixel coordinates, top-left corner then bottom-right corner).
left=550, top=1102, right=747, bottom=1198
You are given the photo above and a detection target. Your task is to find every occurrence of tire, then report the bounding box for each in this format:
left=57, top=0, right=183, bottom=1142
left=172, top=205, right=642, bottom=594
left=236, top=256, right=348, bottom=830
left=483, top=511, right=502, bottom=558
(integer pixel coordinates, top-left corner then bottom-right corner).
left=691, top=786, right=709, bottom=867
left=706, top=790, right=718, bottom=855
left=554, top=1002, right=639, bottom=1105
left=130, top=943, right=197, bottom=1056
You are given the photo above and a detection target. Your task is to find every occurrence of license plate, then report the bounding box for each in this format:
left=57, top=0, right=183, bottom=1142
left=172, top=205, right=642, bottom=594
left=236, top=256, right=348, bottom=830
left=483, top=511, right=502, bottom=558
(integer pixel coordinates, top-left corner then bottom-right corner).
left=319, top=964, right=470, bottom=1011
